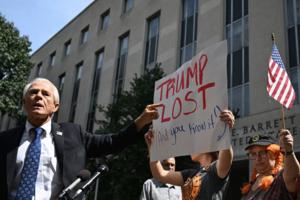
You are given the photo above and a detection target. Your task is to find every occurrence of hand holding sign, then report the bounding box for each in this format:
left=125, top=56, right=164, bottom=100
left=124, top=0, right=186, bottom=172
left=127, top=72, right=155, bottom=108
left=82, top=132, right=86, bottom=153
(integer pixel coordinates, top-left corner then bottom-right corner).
left=219, top=110, right=235, bottom=129
left=144, top=129, right=154, bottom=150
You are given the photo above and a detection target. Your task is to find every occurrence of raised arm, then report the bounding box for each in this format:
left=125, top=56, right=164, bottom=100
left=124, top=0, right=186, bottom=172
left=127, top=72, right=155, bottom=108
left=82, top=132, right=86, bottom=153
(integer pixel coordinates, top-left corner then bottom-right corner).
left=216, top=110, right=234, bottom=178
left=217, top=147, right=233, bottom=178
left=145, top=130, right=184, bottom=186
left=280, top=129, right=300, bottom=192
left=149, top=160, right=184, bottom=186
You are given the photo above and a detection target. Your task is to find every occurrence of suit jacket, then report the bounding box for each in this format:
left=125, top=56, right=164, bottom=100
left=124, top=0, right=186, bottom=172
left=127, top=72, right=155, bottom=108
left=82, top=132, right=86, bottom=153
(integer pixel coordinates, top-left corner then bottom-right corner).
left=0, top=121, right=141, bottom=199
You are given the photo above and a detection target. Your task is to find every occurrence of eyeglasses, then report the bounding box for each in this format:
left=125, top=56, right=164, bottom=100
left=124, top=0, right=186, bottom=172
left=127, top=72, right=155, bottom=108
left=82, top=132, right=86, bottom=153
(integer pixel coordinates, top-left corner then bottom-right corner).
left=247, top=151, right=268, bottom=160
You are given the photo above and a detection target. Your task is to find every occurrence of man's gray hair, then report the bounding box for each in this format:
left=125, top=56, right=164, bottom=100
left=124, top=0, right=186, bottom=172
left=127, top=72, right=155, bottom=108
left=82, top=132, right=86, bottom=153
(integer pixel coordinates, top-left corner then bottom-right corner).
left=23, top=78, right=60, bottom=104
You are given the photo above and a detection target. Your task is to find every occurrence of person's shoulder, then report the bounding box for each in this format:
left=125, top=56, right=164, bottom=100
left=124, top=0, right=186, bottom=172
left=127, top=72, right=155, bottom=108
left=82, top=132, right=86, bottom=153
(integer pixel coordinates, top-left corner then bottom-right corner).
left=55, top=122, right=84, bottom=135
left=208, top=161, right=230, bottom=182
left=142, top=178, right=153, bottom=187
left=58, top=122, right=81, bottom=129
left=143, top=178, right=163, bottom=188
left=0, top=125, right=24, bottom=135
left=208, top=160, right=218, bottom=172
left=274, top=168, right=284, bottom=180
left=0, top=125, right=24, bottom=150
left=143, top=178, right=163, bottom=187
left=181, top=168, right=199, bottom=174
left=210, top=160, right=218, bottom=167
left=143, top=178, right=155, bottom=184
left=181, top=168, right=199, bottom=181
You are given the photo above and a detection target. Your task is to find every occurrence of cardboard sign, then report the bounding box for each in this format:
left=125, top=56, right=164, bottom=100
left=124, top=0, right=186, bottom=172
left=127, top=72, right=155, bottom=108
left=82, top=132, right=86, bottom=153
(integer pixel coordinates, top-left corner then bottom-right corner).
left=151, top=40, right=230, bottom=161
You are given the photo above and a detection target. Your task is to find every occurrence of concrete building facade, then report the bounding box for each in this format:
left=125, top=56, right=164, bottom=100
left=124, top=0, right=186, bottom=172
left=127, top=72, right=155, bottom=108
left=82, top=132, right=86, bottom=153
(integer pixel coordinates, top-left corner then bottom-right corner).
left=2, top=0, right=300, bottom=198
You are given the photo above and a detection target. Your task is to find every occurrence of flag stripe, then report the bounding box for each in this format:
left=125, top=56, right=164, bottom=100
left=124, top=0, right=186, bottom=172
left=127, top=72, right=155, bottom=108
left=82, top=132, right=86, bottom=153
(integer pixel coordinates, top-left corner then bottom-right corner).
left=270, top=67, right=284, bottom=97
left=266, top=44, right=296, bottom=109
left=274, top=71, right=287, bottom=100
left=283, top=85, right=292, bottom=107
left=278, top=74, right=289, bottom=104
left=279, top=75, right=290, bottom=100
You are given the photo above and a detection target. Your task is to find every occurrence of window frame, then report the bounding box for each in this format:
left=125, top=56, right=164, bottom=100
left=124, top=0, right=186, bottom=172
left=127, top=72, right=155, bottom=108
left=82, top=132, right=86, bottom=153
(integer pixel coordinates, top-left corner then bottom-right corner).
left=144, top=12, right=160, bottom=69
left=123, top=0, right=134, bottom=14
left=179, top=0, right=198, bottom=65
left=113, top=32, right=129, bottom=102
left=49, top=51, right=56, bottom=67
left=100, top=9, right=110, bottom=31
left=80, top=26, right=90, bottom=45
left=226, top=0, right=249, bottom=118
left=64, top=39, right=72, bottom=56
left=86, top=48, right=105, bottom=132
left=285, top=0, right=300, bottom=103
left=69, top=62, right=83, bottom=122
left=36, top=62, right=43, bottom=77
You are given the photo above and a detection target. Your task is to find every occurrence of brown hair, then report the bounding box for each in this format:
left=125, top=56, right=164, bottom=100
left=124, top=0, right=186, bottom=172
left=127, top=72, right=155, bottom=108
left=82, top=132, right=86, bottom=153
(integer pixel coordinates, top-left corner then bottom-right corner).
left=241, top=144, right=283, bottom=194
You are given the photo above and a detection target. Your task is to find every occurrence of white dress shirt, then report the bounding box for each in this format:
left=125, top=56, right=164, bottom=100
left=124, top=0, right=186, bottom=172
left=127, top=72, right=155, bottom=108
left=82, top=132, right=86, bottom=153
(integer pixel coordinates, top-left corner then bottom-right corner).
left=140, top=178, right=182, bottom=200
left=9, top=120, right=63, bottom=200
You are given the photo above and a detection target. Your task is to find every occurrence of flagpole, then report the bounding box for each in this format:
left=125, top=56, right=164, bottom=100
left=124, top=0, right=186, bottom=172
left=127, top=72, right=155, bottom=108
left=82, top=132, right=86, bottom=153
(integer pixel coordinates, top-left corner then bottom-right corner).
left=271, top=33, right=286, bottom=129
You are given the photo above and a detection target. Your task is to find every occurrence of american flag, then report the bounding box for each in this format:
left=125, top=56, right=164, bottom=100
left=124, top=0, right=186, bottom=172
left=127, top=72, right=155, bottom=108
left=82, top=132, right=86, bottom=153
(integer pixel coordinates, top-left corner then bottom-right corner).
left=267, top=44, right=296, bottom=109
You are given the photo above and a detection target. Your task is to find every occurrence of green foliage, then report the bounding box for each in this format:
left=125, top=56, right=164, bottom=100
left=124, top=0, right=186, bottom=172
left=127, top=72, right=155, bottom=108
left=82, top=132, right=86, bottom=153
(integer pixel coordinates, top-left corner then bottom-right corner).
left=96, top=65, right=165, bottom=133
left=0, top=14, right=32, bottom=120
left=95, top=64, right=164, bottom=199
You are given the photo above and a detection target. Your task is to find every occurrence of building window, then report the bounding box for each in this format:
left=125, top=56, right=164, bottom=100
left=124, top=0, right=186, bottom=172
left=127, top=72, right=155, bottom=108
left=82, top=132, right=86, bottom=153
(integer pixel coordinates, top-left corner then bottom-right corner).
left=114, top=33, right=129, bottom=101
left=123, top=0, right=133, bottom=13
left=53, top=73, right=65, bottom=122
left=49, top=51, right=56, bottom=67
left=180, top=0, right=198, bottom=65
left=36, top=62, right=42, bottom=77
left=80, top=26, right=89, bottom=44
left=64, top=40, right=71, bottom=56
left=226, top=0, right=249, bottom=118
left=86, top=49, right=104, bottom=132
left=58, top=73, right=66, bottom=98
left=145, top=13, right=160, bottom=68
left=286, top=0, right=300, bottom=103
left=69, top=62, right=83, bottom=122
left=100, top=9, right=110, bottom=30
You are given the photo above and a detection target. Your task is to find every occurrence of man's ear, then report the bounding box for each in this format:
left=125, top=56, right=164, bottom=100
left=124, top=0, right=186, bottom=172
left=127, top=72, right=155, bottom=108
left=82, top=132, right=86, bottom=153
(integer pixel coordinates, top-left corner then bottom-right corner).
left=53, top=103, right=60, bottom=112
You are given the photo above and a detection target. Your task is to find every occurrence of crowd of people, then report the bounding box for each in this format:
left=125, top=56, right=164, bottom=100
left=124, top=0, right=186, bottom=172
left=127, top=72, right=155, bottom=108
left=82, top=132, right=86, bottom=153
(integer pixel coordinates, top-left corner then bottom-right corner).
left=0, top=77, right=299, bottom=200
left=142, top=117, right=300, bottom=200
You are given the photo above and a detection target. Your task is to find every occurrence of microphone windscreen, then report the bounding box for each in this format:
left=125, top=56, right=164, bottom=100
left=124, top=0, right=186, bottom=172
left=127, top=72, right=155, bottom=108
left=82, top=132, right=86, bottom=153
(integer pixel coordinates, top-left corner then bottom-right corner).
left=77, top=169, right=91, bottom=181
left=98, top=164, right=109, bottom=172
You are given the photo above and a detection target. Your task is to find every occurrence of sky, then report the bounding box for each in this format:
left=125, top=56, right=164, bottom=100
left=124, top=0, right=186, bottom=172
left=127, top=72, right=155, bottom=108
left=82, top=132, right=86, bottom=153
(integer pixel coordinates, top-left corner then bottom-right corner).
left=0, top=0, right=94, bottom=53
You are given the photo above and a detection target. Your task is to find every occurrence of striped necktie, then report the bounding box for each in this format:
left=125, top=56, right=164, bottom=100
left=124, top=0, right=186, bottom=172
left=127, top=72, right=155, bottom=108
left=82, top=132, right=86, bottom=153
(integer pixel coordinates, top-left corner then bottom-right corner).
left=15, top=127, right=43, bottom=200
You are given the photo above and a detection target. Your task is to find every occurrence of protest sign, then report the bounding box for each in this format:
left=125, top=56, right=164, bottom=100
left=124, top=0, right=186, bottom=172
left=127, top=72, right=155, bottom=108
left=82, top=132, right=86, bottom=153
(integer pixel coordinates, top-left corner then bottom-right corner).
left=151, top=40, right=229, bottom=161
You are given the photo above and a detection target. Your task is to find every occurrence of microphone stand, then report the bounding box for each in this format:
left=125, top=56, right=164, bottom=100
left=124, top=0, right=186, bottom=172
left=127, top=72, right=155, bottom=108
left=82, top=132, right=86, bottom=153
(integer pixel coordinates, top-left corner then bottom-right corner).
left=72, top=165, right=109, bottom=200
left=58, top=169, right=91, bottom=200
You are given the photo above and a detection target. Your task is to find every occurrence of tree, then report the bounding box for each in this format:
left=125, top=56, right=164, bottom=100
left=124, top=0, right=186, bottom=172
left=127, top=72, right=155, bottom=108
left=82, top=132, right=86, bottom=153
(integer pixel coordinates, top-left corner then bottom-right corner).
left=95, top=64, right=165, bottom=199
left=0, top=14, right=32, bottom=120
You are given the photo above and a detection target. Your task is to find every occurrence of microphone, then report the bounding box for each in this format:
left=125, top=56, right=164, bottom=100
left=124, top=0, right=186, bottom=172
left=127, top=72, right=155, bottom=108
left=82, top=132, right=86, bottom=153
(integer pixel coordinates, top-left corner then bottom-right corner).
left=58, top=169, right=91, bottom=200
left=72, top=165, right=109, bottom=199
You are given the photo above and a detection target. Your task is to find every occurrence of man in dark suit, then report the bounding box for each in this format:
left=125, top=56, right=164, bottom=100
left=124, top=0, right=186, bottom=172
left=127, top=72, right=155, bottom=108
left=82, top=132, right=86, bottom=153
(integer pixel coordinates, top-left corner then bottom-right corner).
left=0, top=78, right=159, bottom=200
